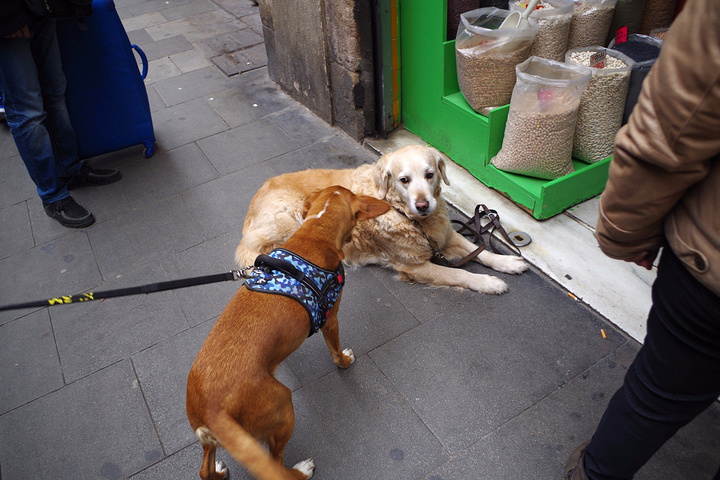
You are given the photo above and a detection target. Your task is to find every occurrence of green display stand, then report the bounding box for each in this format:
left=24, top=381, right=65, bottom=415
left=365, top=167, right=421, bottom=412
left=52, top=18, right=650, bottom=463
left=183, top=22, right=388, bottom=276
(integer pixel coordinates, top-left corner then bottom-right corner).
left=399, top=0, right=611, bottom=219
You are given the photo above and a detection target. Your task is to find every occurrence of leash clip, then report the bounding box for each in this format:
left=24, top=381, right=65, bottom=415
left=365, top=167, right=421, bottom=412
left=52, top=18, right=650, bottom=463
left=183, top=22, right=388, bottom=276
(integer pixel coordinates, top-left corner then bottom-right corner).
left=236, top=267, right=258, bottom=279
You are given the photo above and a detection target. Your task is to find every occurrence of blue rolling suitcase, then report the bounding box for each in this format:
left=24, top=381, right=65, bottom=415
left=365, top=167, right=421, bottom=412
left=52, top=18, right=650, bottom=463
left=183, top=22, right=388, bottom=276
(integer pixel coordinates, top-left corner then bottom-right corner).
left=56, top=0, right=156, bottom=159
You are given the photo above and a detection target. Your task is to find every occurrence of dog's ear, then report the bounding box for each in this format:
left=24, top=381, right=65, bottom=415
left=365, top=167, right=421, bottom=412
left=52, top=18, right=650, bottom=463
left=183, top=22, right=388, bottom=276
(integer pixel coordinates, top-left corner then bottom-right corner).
left=373, top=154, right=392, bottom=198
left=430, top=147, right=450, bottom=186
left=353, top=194, right=391, bottom=221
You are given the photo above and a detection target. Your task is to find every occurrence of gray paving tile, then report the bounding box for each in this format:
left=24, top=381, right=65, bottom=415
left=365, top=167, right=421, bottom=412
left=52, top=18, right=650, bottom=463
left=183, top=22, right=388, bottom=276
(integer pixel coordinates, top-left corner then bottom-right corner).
left=27, top=180, right=132, bottom=246
left=179, top=163, right=272, bottom=241
left=141, top=35, right=195, bottom=62
left=86, top=194, right=205, bottom=279
left=0, top=202, right=32, bottom=260
left=196, top=117, right=299, bottom=175
left=51, top=263, right=189, bottom=382
left=285, top=265, right=420, bottom=385
left=204, top=70, right=292, bottom=128
left=132, top=316, right=301, bottom=457
left=127, top=27, right=154, bottom=46
left=0, top=125, right=18, bottom=161
left=290, top=356, right=450, bottom=479
left=145, top=56, right=183, bottom=84
left=0, top=360, right=162, bottom=480
left=126, top=0, right=195, bottom=16
left=211, top=43, right=267, bottom=76
left=152, top=97, right=229, bottom=151
left=201, top=29, right=264, bottom=57
left=521, top=342, right=720, bottom=480
left=425, top=416, right=563, bottom=480
left=370, top=268, right=625, bottom=455
left=265, top=134, right=377, bottom=175
left=154, top=66, right=233, bottom=107
left=270, top=104, right=338, bottom=147
left=0, top=309, right=64, bottom=414
left=213, top=0, right=259, bottom=18
left=119, top=142, right=219, bottom=208
left=370, top=265, right=470, bottom=324
left=131, top=319, right=213, bottom=455
left=0, top=231, right=102, bottom=326
left=159, top=227, right=245, bottom=325
left=159, top=0, right=218, bottom=21
left=0, top=153, right=36, bottom=209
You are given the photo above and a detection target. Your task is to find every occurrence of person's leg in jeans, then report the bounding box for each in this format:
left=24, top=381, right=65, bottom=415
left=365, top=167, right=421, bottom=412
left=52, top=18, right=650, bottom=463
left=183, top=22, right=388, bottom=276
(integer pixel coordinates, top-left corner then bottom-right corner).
left=0, top=16, right=79, bottom=205
left=579, top=248, right=720, bottom=479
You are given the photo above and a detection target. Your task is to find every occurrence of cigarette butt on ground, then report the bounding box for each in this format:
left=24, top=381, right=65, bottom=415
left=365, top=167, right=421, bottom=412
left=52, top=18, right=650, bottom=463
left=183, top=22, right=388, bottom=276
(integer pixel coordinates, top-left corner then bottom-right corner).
left=567, top=292, right=578, bottom=301
left=601, top=329, right=607, bottom=339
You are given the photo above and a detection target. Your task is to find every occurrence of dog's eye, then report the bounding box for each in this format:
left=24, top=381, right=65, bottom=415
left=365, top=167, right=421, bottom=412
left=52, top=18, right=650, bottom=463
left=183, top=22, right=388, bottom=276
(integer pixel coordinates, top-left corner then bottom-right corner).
left=399, top=177, right=409, bottom=184
left=426, top=172, right=434, bottom=180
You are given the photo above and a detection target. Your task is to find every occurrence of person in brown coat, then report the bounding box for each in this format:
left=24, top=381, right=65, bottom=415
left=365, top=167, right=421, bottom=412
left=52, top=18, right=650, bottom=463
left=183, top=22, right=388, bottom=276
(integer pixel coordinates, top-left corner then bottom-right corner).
left=564, top=0, right=720, bottom=478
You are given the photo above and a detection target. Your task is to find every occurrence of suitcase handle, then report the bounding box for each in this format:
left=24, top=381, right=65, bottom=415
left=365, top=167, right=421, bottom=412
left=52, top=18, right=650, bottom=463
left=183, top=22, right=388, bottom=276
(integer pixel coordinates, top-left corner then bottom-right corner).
left=132, top=44, right=149, bottom=80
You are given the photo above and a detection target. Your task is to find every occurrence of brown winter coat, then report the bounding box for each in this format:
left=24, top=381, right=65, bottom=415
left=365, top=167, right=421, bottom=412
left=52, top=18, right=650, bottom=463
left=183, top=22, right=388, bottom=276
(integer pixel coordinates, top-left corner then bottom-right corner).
left=595, top=0, right=720, bottom=297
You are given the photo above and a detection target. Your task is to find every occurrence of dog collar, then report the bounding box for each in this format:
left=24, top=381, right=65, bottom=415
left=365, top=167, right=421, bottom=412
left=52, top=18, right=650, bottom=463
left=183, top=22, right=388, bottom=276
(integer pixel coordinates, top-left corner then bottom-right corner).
left=244, top=249, right=345, bottom=336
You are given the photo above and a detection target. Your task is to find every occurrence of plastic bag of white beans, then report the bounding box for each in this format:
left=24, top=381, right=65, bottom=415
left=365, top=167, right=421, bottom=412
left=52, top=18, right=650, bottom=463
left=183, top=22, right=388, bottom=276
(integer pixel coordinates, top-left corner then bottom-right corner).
left=565, top=47, right=634, bottom=163
left=510, top=0, right=574, bottom=62
left=567, top=0, right=618, bottom=50
left=491, top=56, right=592, bottom=179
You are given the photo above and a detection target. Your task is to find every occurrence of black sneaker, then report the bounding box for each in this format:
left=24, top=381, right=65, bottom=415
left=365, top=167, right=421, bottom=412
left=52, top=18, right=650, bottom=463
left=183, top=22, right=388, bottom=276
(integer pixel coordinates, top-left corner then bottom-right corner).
left=43, top=196, right=96, bottom=228
left=65, top=163, right=122, bottom=190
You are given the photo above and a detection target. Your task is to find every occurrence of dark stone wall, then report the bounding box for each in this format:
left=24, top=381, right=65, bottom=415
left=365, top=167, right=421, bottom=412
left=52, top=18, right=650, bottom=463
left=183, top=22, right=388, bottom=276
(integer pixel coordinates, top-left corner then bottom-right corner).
left=260, top=0, right=376, bottom=140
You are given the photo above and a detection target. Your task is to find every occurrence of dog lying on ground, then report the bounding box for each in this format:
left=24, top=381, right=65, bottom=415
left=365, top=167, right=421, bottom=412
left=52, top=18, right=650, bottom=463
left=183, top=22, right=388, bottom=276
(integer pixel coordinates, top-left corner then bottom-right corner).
left=236, top=145, right=527, bottom=294
left=186, top=186, right=391, bottom=480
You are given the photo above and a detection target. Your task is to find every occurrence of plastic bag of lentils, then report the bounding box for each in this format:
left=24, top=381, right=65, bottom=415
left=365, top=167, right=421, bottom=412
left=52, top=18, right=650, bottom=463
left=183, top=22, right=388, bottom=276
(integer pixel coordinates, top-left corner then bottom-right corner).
left=567, top=0, right=618, bottom=50
left=456, top=8, right=538, bottom=113
left=608, top=34, right=662, bottom=124
left=565, top=47, right=634, bottom=163
left=509, top=0, right=574, bottom=62
left=491, top=56, right=592, bottom=179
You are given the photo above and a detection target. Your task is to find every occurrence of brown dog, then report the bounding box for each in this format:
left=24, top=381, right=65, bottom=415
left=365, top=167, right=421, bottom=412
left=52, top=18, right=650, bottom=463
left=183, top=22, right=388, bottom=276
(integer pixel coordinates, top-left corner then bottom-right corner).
left=186, top=186, right=391, bottom=480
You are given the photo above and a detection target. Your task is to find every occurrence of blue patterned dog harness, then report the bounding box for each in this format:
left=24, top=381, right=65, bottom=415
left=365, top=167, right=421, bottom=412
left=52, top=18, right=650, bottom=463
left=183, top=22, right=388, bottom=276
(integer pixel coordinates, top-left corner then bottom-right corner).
left=244, top=249, right=345, bottom=336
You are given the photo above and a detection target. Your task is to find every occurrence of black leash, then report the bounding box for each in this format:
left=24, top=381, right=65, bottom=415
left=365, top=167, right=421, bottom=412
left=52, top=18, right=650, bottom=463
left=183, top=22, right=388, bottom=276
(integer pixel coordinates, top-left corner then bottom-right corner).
left=0, top=270, right=247, bottom=312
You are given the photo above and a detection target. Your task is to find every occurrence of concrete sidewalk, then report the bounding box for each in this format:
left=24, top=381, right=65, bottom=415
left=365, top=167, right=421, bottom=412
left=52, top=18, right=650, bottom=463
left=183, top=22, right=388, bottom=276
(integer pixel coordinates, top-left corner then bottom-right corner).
left=1, top=1, right=719, bottom=479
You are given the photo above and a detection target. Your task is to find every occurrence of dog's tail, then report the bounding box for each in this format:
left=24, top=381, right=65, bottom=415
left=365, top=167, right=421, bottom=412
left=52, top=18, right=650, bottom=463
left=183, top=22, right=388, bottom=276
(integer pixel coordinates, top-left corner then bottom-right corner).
left=204, top=412, right=310, bottom=480
left=235, top=241, right=260, bottom=269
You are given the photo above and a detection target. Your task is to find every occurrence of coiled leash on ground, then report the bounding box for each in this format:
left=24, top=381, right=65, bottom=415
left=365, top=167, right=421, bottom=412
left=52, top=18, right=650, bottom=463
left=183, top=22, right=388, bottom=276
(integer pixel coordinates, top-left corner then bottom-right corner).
left=399, top=203, right=528, bottom=268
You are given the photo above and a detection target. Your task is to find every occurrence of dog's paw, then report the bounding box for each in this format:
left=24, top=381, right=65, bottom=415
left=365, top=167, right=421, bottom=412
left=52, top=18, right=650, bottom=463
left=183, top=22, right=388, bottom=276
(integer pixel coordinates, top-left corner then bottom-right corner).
left=215, top=461, right=228, bottom=479
left=495, top=255, right=528, bottom=275
left=292, top=458, right=315, bottom=479
left=343, top=348, right=356, bottom=365
left=470, top=274, right=508, bottom=295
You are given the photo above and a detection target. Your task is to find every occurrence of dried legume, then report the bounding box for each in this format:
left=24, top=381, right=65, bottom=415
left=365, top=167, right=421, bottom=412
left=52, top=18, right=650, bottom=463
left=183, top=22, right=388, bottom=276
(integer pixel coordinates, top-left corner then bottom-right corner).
left=566, top=48, right=632, bottom=163
left=567, top=1, right=616, bottom=50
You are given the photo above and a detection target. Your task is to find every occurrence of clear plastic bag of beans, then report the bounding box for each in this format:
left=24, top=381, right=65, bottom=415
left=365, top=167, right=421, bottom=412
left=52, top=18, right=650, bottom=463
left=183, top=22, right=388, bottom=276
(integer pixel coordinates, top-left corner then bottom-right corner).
left=565, top=47, right=634, bottom=163
left=456, top=8, right=539, bottom=113
left=510, top=0, right=574, bottom=62
left=491, top=56, right=592, bottom=179
left=567, top=0, right=618, bottom=50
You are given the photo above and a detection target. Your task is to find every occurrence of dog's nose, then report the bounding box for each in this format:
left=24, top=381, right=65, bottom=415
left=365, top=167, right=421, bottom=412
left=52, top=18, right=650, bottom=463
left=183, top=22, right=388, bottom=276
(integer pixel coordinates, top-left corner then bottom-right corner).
left=416, top=200, right=429, bottom=213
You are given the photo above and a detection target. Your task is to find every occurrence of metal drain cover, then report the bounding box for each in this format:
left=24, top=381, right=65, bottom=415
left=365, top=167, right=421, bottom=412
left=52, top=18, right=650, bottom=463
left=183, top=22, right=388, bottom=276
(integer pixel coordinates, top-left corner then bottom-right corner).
left=509, top=231, right=531, bottom=247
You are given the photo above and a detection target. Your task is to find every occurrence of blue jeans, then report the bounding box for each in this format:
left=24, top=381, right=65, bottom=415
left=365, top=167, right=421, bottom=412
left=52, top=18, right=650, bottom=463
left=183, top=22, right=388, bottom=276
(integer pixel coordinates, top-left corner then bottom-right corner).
left=0, top=16, right=81, bottom=205
left=584, top=248, right=720, bottom=479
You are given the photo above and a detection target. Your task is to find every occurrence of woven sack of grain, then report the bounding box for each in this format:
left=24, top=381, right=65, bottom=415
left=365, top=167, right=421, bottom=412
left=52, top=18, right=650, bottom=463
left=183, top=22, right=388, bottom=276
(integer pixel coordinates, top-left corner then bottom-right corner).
left=510, top=0, right=574, bottom=62
left=565, top=47, right=634, bottom=163
left=456, top=8, right=538, bottom=113
left=491, top=56, right=591, bottom=179
left=567, top=0, right=618, bottom=50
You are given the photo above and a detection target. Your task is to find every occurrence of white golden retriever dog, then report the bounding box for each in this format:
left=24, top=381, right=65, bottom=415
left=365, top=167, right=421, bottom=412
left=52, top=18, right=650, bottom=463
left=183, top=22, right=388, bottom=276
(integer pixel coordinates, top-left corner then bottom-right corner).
left=235, top=145, right=527, bottom=293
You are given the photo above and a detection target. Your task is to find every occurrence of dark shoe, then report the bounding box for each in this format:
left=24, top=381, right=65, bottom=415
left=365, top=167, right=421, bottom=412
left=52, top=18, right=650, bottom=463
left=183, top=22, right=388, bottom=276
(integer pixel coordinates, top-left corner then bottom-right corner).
left=564, top=441, right=591, bottom=480
left=43, top=196, right=95, bottom=228
left=65, top=163, right=122, bottom=190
